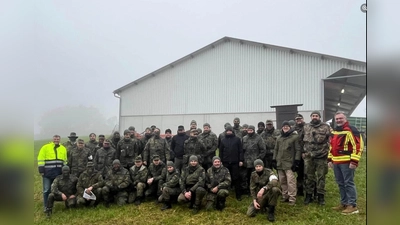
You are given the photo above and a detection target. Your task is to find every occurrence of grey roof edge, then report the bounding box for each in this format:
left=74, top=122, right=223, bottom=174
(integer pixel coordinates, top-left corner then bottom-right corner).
left=113, top=36, right=366, bottom=94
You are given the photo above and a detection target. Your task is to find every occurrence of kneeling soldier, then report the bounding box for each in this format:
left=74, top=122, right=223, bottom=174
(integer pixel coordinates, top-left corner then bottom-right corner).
left=159, top=161, right=181, bottom=210
left=205, top=156, right=231, bottom=211
left=128, top=156, right=148, bottom=205
left=76, top=162, right=104, bottom=207
left=145, top=155, right=165, bottom=200
left=101, top=159, right=131, bottom=207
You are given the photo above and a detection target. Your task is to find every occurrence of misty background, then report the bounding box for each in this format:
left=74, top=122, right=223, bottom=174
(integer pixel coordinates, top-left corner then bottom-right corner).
left=0, top=1, right=367, bottom=139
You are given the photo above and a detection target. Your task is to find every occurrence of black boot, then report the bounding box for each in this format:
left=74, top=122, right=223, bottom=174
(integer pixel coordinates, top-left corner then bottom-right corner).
left=317, top=193, right=325, bottom=205
left=134, top=196, right=142, bottom=206
left=267, top=206, right=275, bottom=222
left=192, top=205, right=200, bottom=214
left=45, top=207, right=52, bottom=218
left=161, top=201, right=172, bottom=211
left=218, top=197, right=226, bottom=211
left=304, top=194, right=313, bottom=205
left=104, top=201, right=110, bottom=208
left=297, top=187, right=304, bottom=197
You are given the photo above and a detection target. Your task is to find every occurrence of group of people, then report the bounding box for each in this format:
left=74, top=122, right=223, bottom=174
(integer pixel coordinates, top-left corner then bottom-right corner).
left=37, top=111, right=364, bottom=222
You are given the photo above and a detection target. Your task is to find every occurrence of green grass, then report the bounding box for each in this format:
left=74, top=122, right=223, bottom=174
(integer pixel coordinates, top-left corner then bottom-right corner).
left=34, top=139, right=366, bottom=225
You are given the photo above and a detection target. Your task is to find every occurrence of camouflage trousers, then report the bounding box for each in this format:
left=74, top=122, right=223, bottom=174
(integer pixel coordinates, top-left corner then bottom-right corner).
left=76, top=188, right=102, bottom=206
left=101, top=186, right=128, bottom=206
left=304, top=157, right=328, bottom=195
left=246, top=185, right=281, bottom=217
left=145, top=181, right=161, bottom=198
left=47, top=193, right=77, bottom=209
left=158, top=186, right=181, bottom=202
left=128, top=182, right=146, bottom=203
left=177, top=187, right=207, bottom=207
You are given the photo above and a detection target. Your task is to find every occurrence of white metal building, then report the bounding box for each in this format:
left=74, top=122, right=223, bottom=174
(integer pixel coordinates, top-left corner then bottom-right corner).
left=114, top=37, right=366, bottom=135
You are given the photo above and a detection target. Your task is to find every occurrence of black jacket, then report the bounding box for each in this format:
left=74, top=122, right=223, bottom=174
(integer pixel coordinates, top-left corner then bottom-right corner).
left=219, top=133, right=243, bottom=164
left=171, top=133, right=189, bottom=159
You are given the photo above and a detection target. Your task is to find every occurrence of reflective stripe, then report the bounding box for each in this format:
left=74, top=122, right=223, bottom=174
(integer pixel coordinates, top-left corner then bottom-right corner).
left=44, top=160, right=64, bottom=164
left=44, top=165, right=63, bottom=168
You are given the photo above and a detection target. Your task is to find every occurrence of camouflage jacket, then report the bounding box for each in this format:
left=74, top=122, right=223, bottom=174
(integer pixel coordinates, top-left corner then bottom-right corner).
left=93, top=147, right=116, bottom=178
left=302, top=122, right=331, bottom=159
left=67, top=147, right=91, bottom=177
left=62, top=141, right=77, bottom=152
left=198, top=131, right=218, bottom=164
left=104, top=167, right=131, bottom=190
left=233, top=126, right=243, bottom=139
left=160, top=168, right=180, bottom=189
left=116, top=138, right=139, bottom=168
left=180, top=164, right=205, bottom=193
left=249, top=168, right=276, bottom=200
left=138, top=135, right=152, bottom=156
left=85, top=140, right=99, bottom=156
left=143, top=137, right=170, bottom=164
left=294, top=123, right=305, bottom=148
left=273, top=130, right=301, bottom=170
left=51, top=174, right=78, bottom=196
left=147, top=161, right=166, bottom=182
left=261, top=128, right=281, bottom=155
left=76, top=170, right=104, bottom=195
left=183, top=138, right=206, bottom=164
left=206, top=166, right=231, bottom=190
left=243, top=134, right=266, bottom=168
left=110, top=137, right=121, bottom=150
left=129, top=165, right=148, bottom=186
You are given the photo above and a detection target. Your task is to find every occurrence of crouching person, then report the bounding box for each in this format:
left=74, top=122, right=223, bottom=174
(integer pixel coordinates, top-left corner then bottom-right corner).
left=145, top=155, right=165, bottom=201
left=76, top=162, right=104, bottom=207
left=128, top=156, right=148, bottom=205
left=247, top=159, right=281, bottom=222
left=177, top=155, right=206, bottom=214
left=159, top=161, right=181, bottom=210
left=205, top=156, right=231, bottom=211
left=102, top=159, right=131, bottom=207
left=45, top=166, right=78, bottom=218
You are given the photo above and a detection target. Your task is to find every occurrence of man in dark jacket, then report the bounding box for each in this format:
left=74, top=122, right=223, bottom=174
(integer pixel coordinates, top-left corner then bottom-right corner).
left=171, top=125, right=189, bottom=172
left=219, top=125, right=244, bottom=200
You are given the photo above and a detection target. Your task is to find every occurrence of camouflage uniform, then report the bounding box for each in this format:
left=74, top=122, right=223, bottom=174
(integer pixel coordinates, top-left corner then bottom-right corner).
left=116, top=138, right=139, bottom=169
left=205, top=160, right=231, bottom=211
left=145, top=160, right=166, bottom=198
left=85, top=139, right=99, bottom=157
left=46, top=166, right=78, bottom=216
left=76, top=163, right=104, bottom=206
left=198, top=130, right=218, bottom=171
left=93, top=146, right=116, bottom=178
left=138, top=133, right=153, bottom=157
left=143, top=137, right=170, bottom=165
left=67, top=146, right=91, bottom=178
left=302, top=120, right=330, bottom=202
left=246, top=167, right=281, bottom=220
left=102, top=160, right=131, bottom=206
left=294, top=121, right=306, bottom=196
left=260, top=128, right=281, bottom=169
left=62, top=140, right=77, bottom=152
left=159, top=161, right=181, bottom=210
left=128, top=160, right=148, bottom=204
left=242, top=133, right=266, bottom=190
left=110, top=134, right=121, bottom=150
left=183, top=137, right=206, bottom=167
left=177, top=159, right=206, bottom=212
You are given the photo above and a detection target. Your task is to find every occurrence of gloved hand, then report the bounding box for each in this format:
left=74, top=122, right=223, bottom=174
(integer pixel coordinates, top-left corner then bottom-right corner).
left=271, top=160, right=277, bottom=170
left=291, top=160, right=300, bottom=172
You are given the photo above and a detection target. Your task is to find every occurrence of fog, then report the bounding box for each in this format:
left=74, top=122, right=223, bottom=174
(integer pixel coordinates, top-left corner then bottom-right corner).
left=0, top=0, right=367, bottom=139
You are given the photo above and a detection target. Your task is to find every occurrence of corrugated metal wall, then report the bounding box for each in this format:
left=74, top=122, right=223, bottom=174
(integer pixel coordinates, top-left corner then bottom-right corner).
left=120, top=41, right=365, bottom=116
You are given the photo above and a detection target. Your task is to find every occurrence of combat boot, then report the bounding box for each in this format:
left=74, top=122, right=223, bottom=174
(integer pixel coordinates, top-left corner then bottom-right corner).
left=217, top=197, right=226, bottom=211
left=304, top=194, right=313, bottom=205
left=192, top=205, right=200, bottom=214
left=267, top=206, right=275, bottom=222
left=45, top=207, right=52, bottom=218
left=297, top=187, right=304, bottom=197
left=134, top=196, right=142, bottom=206
left=317, top=193, right=325, bottom=205
left=161, top=201, right=172, bottom=211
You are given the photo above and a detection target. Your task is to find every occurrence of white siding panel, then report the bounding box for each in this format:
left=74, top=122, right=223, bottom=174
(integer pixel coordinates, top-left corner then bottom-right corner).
left=120, top=41, right=365, bottom=116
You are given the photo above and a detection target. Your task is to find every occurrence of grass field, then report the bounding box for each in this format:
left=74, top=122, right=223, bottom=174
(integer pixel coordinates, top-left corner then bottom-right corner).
left=33, top=139, right=366, bottom=225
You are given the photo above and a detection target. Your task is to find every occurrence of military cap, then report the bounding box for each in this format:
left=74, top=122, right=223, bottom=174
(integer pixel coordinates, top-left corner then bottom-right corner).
left=224, top=122, right=232, bottom=128
left=103, top=139, right=110, bottom=143
left=248, top=125, right=256, bottom=131
left=165, top=129, right=172, bottom=134
left=145, top=127, right=152, bottom=132
left=135, top=156, right=143, bottom=162
left=98, top=134, right=105, bottom=138
left=178, top=125, right=185, bottom=131
left=233, top=117, right=240, bottom=123
left=258, top=122, right=265, bottom=127
left=189, top=155, right=198, bottom=162
left=212, top=156, right=221, bottom=162
left=190, top=120, right=197, bottom=125
left=295, top=114, right=303, bottom=119
left=281, top=121, right=290, bottom=128
left=68, top=132, right=78, bottom=138
left=266, top=120, right=273, bottom=125
left=167, top=161, right=175, bottom=167
left=225, top=125, right=233, bottom=131
left=128, top=126, right=135, bottom=131
left=288, top=120, right=295, bottom=126
left=152, top=155, right=160, bottom=160
left=203, top=123, right=211, bottom=128
left=62, top=165, right=70, bottom=172
left=254, top=159, right=264, bottom=167
left=87, top=162, right=94, bottom=167
left=310, top=110, right=321, bottom=117
left=123, top=129, right=130, bottom=135
left=242, top=124, right=249, bottom=129
left=112, top=159, right=120, bottom=165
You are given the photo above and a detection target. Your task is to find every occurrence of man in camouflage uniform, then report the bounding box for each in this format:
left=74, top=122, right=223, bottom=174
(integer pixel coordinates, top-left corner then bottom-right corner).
left=246, top=160, right=281, bottom=222
left=294, top=114, right=306, bottom=196
left=257, top=122, right=265, bottom=135
left=241, top=124, right=249, bottom=137
left=145, top=155, right=166, bottom=200
left=128, top=126, right=137, bottom=139
left=261, top=120, right=281, bottom=169
left=218, top=122, right=232, bottom=147
left=63, top=132, right=78, bottom=151
left=102, top=159, right=131, bottom=207
left=164, top=129, right=173, bottom=161
left=242, top=125, right=266, bottom=194
left=233, top=117, right=243, bottom=139
left=93, top=139, right=116, bottom=178
left=178, top=155, right=206, bottom=214
left=185, top=120, right=198, bottom=136
left=198, top=123, right=218, bottom=171
left=159, top=161, right=181, bottom=210
left=110, top=131, right=121, bottom=150
left=85, top=133, right=98, bottom=158
left=76, top=162, right=103, bottom=207
left=117, top=130, right=139, bottom=169
left=143, top=128, right=170, bottom=166
left=93, top=134, right=106, bottom=155
left=301, top=111, right=331, bottom=205
left=128, top=156, right=148, bottom=205
left=138, top=127, right=153, bottom=157
left=45, top=166, right=78, bottom=218
left=183, top=129, right=206, bottom=168
left=205, top=156, right=231, bottom=211
left=67, top=139, right=91, bottom=178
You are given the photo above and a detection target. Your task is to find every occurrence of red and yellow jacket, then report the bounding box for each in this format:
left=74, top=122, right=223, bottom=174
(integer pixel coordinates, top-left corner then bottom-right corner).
left=328, top=122, right=364, bottom=166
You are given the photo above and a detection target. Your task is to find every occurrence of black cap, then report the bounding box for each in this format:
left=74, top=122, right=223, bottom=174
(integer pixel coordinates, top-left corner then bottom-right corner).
left=281, top=121, right=290, bottom=127
left=165, top=129, right=172, bottom=134
left=178, top=125, right=184, bottom=131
